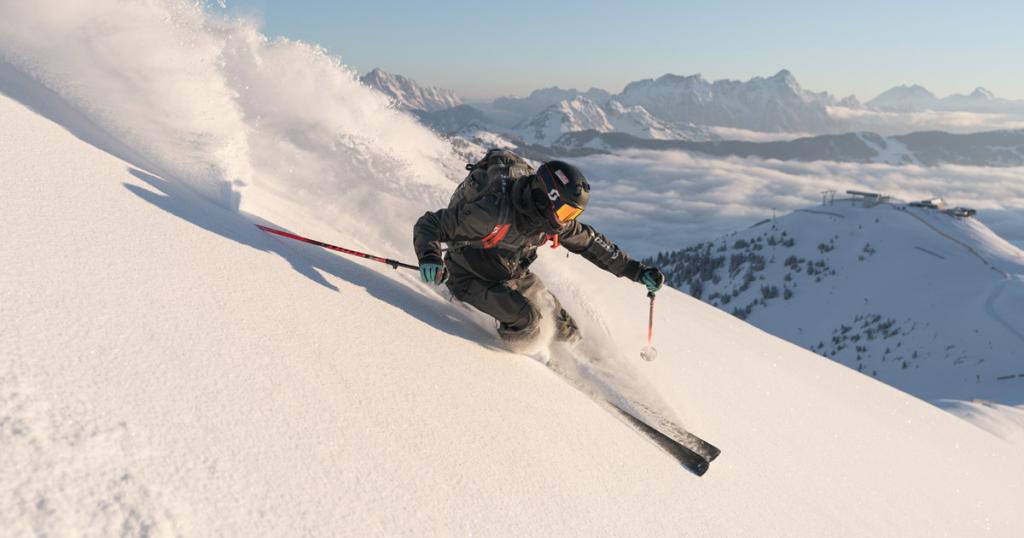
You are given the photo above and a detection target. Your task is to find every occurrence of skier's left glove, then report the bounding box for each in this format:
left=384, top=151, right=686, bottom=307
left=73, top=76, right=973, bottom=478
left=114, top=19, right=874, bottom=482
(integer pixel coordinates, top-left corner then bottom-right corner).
left=639, top=266, right=665, bottom=294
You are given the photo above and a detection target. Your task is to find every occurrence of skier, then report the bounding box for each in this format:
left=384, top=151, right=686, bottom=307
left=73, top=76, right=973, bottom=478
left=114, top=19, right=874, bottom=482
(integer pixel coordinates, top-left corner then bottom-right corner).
left=413, top=152, right=664, bottom=346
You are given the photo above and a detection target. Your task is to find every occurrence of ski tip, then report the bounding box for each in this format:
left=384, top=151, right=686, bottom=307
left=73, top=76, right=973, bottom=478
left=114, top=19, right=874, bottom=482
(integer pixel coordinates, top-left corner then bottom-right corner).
left=691, top=460, right=709, bottom=477
left=705, top=448, right=722, bottom=462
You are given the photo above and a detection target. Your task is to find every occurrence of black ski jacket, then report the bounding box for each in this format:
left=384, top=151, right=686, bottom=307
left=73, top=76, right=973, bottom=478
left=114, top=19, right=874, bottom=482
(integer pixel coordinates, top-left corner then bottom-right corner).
left=414, top=178, right=645, bottom=283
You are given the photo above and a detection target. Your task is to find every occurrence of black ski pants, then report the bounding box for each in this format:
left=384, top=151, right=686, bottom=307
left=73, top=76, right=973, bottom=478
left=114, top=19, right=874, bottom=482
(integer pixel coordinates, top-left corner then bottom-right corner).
left=445, top=262, right=577, bottom=337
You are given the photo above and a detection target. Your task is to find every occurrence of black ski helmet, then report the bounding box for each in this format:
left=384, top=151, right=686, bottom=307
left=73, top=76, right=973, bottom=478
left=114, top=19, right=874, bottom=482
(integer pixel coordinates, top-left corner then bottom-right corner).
left=534, top=161, right=590, bottom=225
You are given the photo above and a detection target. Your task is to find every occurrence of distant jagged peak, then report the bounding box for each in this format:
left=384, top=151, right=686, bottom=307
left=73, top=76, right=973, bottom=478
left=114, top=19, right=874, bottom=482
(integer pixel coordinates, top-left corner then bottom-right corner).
left=525, top=86, right=611, bottom=102
left=837, top=94, right=862, bottom=108
left=556, top=95, right=605, bottom=111
left=653, top=72, right=706, bottom=85
left=362, top=67, right=389, bottom=82
left=867, top=84, right=1015, bottom=112
left=969, top=87, right=996, bottom=100
left=359, top=67, right=462, bottom=112
left=513, top=95, right=613, bottom=144
left=492, top=86, right=612, bottom=118
left=877, top=84, right=928, bottom=97
left=772, top=68, right=795, bottom=80
left=893, top=83, right=933, bottom=93
left=866, top=84, right=939, bottom=110
left=623, top=68, right=813, bottom=97
left=767, top=68, right=800, bottom=89
left=604, top=99, right=645, bottom=115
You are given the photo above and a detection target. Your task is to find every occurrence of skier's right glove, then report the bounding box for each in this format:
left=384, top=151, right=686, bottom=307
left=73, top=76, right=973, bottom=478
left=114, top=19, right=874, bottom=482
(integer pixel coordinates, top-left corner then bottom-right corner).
left=419, top=262, right=449, bottom=285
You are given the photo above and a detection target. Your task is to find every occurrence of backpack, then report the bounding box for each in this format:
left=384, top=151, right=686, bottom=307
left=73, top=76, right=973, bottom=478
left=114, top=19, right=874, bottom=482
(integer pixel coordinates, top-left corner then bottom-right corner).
left=446, top=149, right=534, bottom=251
left=448, top=149, right=534, bottom=209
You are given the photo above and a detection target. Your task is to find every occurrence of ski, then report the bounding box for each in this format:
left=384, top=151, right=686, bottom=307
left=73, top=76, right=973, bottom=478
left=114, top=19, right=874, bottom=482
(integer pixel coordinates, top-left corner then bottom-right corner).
left=626, top=399, right=721, bottom=462
left=607, top=401, right=710, bottom=476
left=541, top=347, right=719, bottom=475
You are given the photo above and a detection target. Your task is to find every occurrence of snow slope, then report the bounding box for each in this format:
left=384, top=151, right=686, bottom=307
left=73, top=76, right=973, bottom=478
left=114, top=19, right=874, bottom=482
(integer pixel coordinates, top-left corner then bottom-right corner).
left=656, top=197, right=1024, bottom=411
left=3, top=3, right=1024, bottom=536
left=514, top=96, right=615, bottom=144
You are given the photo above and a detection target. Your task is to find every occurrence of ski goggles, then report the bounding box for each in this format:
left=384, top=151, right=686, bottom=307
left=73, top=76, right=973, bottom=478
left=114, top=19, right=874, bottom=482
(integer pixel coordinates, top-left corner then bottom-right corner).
left=553, top=202, right=584, bottom=223
left=538, top=168, right=584, bottom=223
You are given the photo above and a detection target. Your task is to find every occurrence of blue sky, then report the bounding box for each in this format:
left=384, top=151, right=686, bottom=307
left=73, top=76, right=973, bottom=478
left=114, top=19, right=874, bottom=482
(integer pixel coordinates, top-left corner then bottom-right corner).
left=224, top=1, right=1024, bottom=101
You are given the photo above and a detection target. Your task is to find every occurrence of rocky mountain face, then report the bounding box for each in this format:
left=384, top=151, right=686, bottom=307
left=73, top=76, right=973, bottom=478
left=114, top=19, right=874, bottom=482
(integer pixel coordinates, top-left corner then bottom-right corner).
left=510, top=96, right=712, bottom=144
left=491, top=86, right=613, bottom=118
left=360, top=68, right=462, bottom=112
left=613, top=70, right=846, bottom=133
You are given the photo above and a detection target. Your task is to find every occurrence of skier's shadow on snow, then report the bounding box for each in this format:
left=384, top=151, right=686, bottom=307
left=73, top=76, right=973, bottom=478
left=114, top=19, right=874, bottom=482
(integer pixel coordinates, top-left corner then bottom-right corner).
left=122, top=167, right=498, bottom=348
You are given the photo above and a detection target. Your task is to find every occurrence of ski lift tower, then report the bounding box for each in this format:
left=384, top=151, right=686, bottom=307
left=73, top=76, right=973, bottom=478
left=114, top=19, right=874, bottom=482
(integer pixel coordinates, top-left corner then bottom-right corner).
left=821, top=190, right=836, bottom=206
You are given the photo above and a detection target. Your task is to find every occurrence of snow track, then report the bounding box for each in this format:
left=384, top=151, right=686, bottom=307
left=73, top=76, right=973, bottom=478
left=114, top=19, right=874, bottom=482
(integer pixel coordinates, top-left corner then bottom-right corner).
left=896, top=205, right=1008, bottom=276
left=984, top=280, right=1024, bottom=347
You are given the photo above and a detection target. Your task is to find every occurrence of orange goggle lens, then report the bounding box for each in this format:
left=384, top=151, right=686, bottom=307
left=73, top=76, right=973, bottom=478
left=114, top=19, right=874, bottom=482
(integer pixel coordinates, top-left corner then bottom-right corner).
left=554, top=203, right=584, bottom=223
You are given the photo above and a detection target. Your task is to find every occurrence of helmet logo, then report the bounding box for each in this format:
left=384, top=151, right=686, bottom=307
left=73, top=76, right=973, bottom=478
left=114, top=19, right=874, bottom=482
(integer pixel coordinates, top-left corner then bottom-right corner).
left=547, top=188, right=560, bottom=201
left=554, top=169, right=570, bottom=185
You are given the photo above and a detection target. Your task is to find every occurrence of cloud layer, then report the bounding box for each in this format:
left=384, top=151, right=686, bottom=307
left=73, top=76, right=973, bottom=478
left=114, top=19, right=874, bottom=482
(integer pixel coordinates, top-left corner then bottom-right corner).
left=829, top=106, right=1024, bottom=135
left=575, top=149, right=1024, bottom=257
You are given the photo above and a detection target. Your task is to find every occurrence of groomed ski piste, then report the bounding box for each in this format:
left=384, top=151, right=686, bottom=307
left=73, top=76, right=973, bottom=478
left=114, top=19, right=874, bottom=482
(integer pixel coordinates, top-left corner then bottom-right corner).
left=2, top=2, right=1023, bottom=536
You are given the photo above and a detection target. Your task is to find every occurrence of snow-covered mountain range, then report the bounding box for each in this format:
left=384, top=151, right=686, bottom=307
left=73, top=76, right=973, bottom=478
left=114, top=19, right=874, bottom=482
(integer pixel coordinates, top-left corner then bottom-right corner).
left=360, top=67, right=462, bottom=112
left=369, top=68, right=1024, bottom=163
left=653, top=194, right=1024, bottom=407
left=492, top=86, right=613, bottom=118
left=867, top=84, right=1024, bottom=113
left=614, top=70, right=843, bottom=133
left=413, top=69, right=842, bottom=142
left=511, top=96, right=712, bottom=144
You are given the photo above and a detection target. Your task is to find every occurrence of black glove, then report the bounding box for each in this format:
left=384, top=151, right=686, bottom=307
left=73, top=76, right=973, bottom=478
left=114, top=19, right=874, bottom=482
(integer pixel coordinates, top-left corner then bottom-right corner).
left=639, top=266, right=665, bottom=293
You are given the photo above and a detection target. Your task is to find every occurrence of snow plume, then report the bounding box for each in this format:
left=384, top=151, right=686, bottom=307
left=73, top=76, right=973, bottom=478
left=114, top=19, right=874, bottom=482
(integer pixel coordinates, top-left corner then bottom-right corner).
left=576, top=149, right=1024, bottom=256
left=0, top=0, right=461, bottom=253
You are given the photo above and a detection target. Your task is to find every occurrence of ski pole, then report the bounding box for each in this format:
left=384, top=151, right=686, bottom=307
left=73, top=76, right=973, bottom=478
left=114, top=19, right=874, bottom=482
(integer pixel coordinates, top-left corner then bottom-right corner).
left=640, top=291, right=658, bottom=361
left=256, top=225, right=419, bottom=271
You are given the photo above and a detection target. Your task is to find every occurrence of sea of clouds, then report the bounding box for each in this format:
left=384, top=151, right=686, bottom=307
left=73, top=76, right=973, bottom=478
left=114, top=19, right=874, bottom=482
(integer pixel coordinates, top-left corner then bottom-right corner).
left=576, top=149, right=1024, bottom=257
left=829, top=105, right=1024, bottom=135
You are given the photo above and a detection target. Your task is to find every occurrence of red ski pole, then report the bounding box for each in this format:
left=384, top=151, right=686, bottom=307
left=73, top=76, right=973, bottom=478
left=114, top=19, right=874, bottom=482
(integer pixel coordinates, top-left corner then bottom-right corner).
left=256, top=225, right=418, bottom=271
left=640, top=291, right=658, bottom=361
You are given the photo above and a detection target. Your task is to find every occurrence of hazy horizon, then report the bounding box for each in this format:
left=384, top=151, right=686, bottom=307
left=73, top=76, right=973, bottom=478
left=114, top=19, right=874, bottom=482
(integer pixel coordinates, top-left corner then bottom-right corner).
left=223, top=0, right=1024, bottom=102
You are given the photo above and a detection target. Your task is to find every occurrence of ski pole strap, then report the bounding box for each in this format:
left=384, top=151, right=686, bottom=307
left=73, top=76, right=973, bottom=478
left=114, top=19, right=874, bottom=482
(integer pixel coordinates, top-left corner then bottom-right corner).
left=256, top=225, right=419, bottom=271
